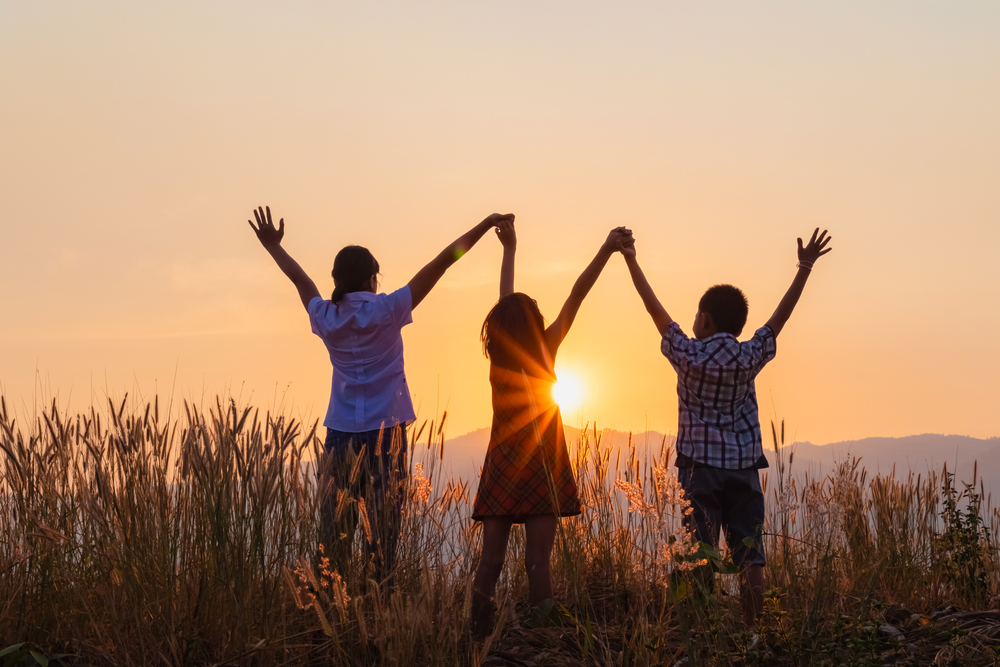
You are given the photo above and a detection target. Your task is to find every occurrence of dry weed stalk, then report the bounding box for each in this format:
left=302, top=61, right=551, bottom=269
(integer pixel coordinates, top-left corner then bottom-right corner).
left=1, top=399, right=998, bottom=666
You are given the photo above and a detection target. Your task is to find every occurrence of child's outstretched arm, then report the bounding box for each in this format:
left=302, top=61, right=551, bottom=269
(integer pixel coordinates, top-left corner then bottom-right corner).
left=408, top=213, right=515, bottom=309
left=248, top=205, right=321, bottom=310
left=764, top=228, right=832, bottom=337
left=496, top=218, right=516, bottom=298
left=544, top=227, right=632, bottom=353
left=620, top=239, right=673, bottom=336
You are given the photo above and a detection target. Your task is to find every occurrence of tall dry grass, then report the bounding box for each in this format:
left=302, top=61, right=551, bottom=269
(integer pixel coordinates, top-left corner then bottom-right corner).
left=1, top=397, right=998, bottom=666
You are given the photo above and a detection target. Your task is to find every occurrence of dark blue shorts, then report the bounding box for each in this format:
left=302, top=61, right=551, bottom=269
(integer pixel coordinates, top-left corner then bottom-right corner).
left=325, top=425, right=408, bottom=457
left=323, top=425, right=408, bottom=499
left=320, top=425, right=408, bottom=579
left=677, top=465, right=766, bottom=567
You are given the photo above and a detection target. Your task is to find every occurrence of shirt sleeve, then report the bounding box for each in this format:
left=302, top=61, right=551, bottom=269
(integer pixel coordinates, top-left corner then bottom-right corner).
left=307, top=296, right=330, bottom=337
left=387, top=285, right=414, bottom=329
left=660, top=321, right=701, bottom=372
left=747, top=324, right=777, bottom=373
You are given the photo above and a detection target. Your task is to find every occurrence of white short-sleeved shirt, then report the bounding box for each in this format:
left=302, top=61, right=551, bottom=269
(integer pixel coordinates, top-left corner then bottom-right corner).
left=308, top=286, right=416, bottom=433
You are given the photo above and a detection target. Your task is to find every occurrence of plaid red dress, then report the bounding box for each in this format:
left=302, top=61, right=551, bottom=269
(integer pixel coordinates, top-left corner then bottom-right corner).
left=471, top=365, right=582, bottom=522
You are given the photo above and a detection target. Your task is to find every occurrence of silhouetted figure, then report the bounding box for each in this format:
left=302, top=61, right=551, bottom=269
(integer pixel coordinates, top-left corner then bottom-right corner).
left=620, top=228, right=833, bottom=630
left=248, top=205, right=514, bottom=586
left=469, top=219, right=634, bottom=638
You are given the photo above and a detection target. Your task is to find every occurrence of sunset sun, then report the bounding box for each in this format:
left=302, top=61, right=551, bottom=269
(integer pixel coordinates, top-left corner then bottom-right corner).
left=552, top=368, right=585, bottom=413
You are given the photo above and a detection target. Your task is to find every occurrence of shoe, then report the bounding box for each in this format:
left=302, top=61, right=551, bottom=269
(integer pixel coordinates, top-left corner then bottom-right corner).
left=527, top=598, right=563, bottom=628
left=471, top=591, right=496, bottom=641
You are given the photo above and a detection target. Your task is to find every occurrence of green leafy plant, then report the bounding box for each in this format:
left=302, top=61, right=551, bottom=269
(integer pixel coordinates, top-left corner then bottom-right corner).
left=0, top=644, right=72, bottom=667
left=936, top=471, right=992, bottom=605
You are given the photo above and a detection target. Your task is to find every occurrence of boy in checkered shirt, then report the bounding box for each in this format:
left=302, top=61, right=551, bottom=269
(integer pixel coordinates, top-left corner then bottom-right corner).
left=619, top=228, right=832, bottom=628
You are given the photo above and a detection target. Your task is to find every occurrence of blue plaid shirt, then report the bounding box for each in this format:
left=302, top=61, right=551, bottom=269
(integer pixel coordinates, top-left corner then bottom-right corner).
left=661, top=322, right=777, bottom=470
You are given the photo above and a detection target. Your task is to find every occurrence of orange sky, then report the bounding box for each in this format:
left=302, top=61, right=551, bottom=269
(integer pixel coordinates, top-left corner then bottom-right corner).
left=2, top=2, right=999, bottom=445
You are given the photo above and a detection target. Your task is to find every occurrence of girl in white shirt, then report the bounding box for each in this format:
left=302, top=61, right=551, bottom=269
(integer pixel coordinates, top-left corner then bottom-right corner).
left=248, top=205, right=513, bottom=584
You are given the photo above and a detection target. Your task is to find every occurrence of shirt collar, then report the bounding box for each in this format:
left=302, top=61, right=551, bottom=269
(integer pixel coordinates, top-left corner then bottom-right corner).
left=343, top=291, right=378, bottom=302
left=703, top=331, right=738, bottom=343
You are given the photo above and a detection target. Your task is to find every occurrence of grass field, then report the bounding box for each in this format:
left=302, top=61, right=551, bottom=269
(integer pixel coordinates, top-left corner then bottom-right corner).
left=2, top=396, right=998, bottom=666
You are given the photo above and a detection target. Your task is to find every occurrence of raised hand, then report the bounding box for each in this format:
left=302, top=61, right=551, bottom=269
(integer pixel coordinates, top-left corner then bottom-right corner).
left=602, top=226, right=634, bottom=253
left=249, top=206, right=284, bottom=248
left=245, top=205, right=319, bottom=309
left=409, top=213, right=514, bottom=310
left=619, top=234, right=671, bottom=335
left=797, top=228, right=832, bottom=267
left=618, top=236, right=636, bottom=259
left=766, top=228, right=834, bottom=336
left=544, top=225, right=638, bottom=350
left=495, top=218, right=516, bottom=249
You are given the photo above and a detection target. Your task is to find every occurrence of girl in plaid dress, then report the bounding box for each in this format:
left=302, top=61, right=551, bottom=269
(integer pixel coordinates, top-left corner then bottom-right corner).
left=470, top=219, right=633, bottom=636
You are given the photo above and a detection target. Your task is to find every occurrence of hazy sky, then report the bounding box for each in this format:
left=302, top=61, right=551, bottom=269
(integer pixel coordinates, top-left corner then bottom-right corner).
left=2, top=1, right=998, bottom=445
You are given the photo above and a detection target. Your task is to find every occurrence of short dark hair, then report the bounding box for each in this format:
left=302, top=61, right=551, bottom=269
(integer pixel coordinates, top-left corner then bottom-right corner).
left=331, top=246, right=380, bottom=303
left=698, top=284, right=748, bottom=335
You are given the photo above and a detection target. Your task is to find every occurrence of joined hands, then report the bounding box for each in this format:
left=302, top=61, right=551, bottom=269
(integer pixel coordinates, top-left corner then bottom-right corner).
left=495, top=218, right=516, bottom=249
left=604, top=226, right=634, bottom=254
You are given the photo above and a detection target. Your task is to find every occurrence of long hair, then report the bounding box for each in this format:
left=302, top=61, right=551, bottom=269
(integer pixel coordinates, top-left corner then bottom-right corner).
left=480, top=293, right=552, bottom=377
left=331, top=245, right=380, bottom=303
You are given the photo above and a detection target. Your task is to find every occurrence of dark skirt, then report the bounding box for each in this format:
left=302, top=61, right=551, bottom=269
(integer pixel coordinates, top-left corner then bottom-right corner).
left=472, top=366, right=581, bottom=522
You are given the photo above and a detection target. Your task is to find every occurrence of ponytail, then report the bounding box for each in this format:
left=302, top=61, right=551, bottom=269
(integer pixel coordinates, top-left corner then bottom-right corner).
left=331, top=245, right=380, bottom=303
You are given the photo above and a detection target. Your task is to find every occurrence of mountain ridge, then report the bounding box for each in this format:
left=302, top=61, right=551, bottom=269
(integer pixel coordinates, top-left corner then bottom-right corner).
left=429, top=428, right=999, bottom=494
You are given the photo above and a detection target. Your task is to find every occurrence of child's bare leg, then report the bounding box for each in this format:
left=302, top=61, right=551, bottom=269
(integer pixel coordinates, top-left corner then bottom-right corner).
left=524, top=515, right=558, bottom=604
left=471, top=518, right=514, bottom=637
left=473, top=518, right=514, bottom=598
left=740, top=564, right=764, bottom=628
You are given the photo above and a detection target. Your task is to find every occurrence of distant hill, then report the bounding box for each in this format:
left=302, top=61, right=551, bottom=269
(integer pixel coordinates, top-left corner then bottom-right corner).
left=772, top=434, right=1000, bottom=496
left=428, top=427, right=1000, bottom=497
left=423, top=425, right=676, bottom=483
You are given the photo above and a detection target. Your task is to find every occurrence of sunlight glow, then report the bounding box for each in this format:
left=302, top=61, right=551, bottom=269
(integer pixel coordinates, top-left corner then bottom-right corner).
left=552, top=368, right=585, bottom=414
